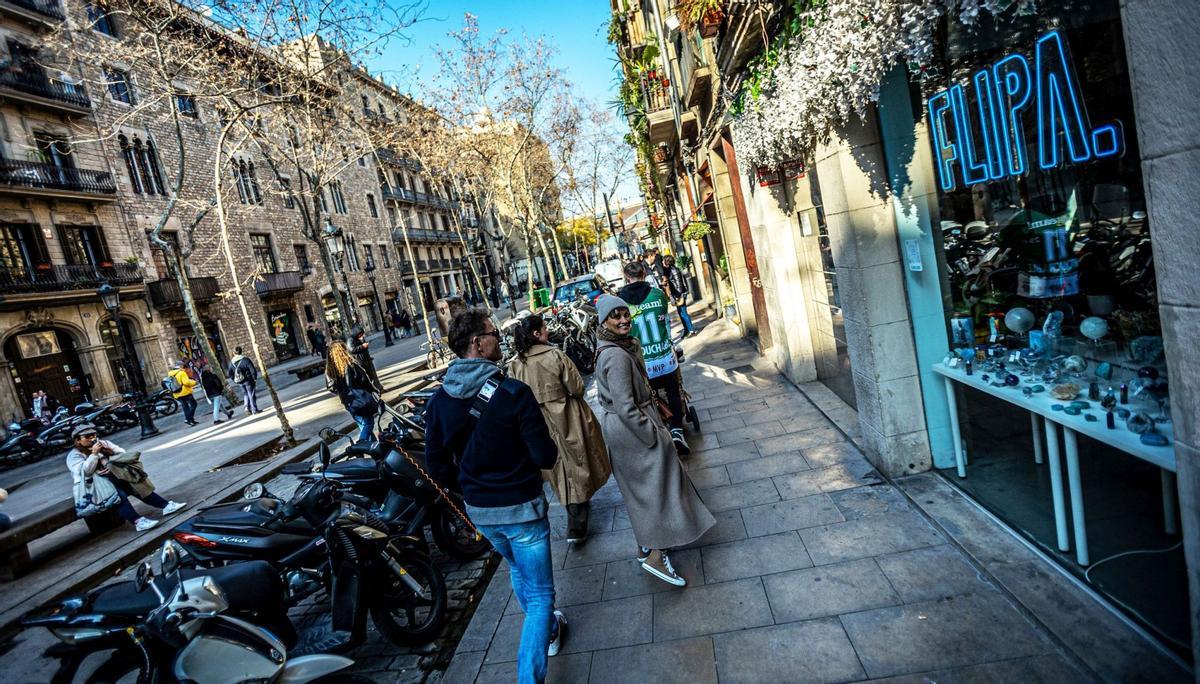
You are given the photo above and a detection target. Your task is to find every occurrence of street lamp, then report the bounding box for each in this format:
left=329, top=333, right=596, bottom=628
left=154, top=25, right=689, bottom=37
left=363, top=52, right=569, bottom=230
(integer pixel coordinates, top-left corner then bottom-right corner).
left=97, top=283, right=159, bottom=439
left=322, top=218, right=357, bottom=337
left=363, top=261, right=393, bottom=347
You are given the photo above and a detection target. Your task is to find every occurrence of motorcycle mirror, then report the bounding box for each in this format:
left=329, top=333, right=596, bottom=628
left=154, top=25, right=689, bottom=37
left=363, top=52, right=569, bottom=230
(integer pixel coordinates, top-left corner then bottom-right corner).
left=319, top=442, right=332, bottom=470
left=242, top=482, right=265, bottom=500
left=134, top=561, right=153, bottom=593
left=160, top=540, right=181, bottom=576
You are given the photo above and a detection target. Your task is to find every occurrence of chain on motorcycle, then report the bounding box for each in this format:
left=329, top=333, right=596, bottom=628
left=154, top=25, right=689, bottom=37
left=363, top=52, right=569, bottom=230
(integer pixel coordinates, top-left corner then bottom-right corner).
left=384, top=438, right=481, bottom=541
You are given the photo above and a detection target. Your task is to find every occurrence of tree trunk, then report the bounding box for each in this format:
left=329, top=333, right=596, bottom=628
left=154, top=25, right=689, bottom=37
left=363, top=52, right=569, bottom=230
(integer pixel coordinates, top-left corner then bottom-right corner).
left=213, top=128, right=295, bottom=444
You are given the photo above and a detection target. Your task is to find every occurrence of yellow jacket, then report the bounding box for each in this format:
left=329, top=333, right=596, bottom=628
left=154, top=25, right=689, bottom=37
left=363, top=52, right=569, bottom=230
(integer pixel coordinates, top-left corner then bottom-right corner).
left=169, top=368, right=197, bottom=399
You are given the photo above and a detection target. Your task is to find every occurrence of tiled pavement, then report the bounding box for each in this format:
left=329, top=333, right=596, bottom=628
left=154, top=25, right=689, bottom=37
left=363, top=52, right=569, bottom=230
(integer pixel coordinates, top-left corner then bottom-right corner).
left=441, top=314, right=1189, bottom=683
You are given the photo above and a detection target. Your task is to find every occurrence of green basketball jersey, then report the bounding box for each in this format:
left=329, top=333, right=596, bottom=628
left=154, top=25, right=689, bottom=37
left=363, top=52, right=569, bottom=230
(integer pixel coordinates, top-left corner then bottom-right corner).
left=627, top=286, right=678, bottom=378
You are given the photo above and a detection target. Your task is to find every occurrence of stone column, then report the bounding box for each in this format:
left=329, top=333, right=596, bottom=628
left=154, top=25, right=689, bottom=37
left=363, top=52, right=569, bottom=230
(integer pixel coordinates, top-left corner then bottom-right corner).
left=813, top=108, right=932, bottom=477
left=1120, top=0, right=1200, bottom=664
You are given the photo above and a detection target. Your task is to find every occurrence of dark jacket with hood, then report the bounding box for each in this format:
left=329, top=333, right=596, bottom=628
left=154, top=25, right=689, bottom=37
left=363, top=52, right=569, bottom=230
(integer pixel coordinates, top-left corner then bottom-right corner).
left=423, top=358, right=558, bottom=508
left=617, top=280, right=653, bottom=307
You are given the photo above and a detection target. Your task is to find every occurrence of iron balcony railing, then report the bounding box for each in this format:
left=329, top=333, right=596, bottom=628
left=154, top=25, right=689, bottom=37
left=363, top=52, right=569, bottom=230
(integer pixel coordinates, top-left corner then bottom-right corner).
left=254, top=270, right=304, bottom=296
left=1, top=0, right=64, bottom=20
left=0, top=263, right=142, bottom=294
left=0, top=158, right=116, bottom=195
left=391, top=227, right=459, bottom=244
left=0, top=69, right=90, bottom=109
left=148, top=276, right=220, bottom=310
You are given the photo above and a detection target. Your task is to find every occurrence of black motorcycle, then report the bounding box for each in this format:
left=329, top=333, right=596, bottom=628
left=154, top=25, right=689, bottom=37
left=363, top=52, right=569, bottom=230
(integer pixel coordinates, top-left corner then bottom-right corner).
left=145, top=389, right=179, bottom=418
left=0, top=417, right=48, bottom=467
left=172, top=444, right=447, bottom=648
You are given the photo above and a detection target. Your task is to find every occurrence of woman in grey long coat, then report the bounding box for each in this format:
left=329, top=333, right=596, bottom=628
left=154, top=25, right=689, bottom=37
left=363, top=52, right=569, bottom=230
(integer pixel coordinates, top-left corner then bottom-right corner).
left=592, top=294, right=714, bottom=586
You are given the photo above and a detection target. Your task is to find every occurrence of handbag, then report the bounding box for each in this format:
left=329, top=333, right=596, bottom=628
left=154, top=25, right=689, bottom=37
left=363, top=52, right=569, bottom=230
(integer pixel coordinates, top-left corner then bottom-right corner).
left=74, top=473, right=121, bottom=518
left=596, top=345, right=673, bottom=422
left=346, top=388, right=379, bottom=416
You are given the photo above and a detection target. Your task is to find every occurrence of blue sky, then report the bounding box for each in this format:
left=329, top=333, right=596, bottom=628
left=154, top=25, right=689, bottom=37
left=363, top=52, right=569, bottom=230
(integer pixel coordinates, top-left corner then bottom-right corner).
left=366, top=1, right=640, bottom=205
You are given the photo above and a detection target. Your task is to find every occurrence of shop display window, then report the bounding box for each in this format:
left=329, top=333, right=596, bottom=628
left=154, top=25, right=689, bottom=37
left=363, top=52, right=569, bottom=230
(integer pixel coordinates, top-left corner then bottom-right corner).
left=924, top=1, right=1185, bottom=654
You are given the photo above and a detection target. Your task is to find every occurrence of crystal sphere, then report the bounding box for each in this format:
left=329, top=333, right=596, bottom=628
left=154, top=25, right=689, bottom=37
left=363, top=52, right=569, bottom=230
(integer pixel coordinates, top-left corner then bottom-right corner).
left=1080, top=316, right=1109, bottom=341
left=1004, top=307, right=1035, bottom=335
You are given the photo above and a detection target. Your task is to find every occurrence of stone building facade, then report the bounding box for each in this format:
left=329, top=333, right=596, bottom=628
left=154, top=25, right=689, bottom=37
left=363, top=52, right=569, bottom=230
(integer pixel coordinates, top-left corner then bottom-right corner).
left=0, top=0, right=491, bottom=420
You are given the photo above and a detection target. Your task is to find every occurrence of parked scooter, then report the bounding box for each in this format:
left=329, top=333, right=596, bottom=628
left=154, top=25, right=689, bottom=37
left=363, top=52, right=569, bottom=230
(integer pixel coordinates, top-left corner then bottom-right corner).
left=145, top=388, right=179, bottom=418
left=172, top=444, right=448, bottom=648
left=24, top=541, right=359, bottom=683
left=0, top=417, right=48, bottom=467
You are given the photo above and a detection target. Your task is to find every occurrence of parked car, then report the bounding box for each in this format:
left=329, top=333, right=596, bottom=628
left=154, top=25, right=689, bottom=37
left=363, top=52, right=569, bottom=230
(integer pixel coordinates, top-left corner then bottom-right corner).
left=553, top=274, right=609, bottom=306
left=594, top=258, right=624, bottom=291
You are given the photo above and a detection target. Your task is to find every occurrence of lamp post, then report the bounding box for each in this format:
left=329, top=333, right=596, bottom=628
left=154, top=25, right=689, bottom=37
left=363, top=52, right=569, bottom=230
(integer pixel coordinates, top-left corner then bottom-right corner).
left=98, top=283, right=159, bottom=439
left=322, top=219, right=357, bottom=337
left=363, top=261, right=393, bottom=347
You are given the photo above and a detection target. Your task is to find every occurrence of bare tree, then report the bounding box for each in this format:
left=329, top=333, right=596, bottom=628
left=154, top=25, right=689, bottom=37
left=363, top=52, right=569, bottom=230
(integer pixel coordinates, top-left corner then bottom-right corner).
left=561, top=101, right=635, bottom=263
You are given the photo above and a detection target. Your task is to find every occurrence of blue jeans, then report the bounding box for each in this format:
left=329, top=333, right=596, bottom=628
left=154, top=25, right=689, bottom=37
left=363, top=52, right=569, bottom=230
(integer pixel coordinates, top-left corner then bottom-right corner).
left=211, top=394, right=232, bottom=422
left=178, top=394, right=197, bottom=423
left=108, top=476, right=169, bottom=523
left=677, top=303, right=694, bottom=333
left=240, top=381, right=259, bottom=413
left=476, top=518, right=555, bottom=684
left=352, top=413, right=375, bottom=443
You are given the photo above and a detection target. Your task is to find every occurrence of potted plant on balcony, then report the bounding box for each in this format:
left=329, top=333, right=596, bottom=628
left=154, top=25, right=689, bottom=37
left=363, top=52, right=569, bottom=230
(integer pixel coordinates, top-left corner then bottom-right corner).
left=678, top=0, right=724, bottom=38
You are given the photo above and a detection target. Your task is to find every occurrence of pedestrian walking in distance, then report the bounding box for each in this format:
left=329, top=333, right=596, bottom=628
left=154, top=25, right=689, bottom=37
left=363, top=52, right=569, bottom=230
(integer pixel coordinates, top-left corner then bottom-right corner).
left=166, top=360, right=199, bottom=426
left=662, top=254, right=697, bottom=338
left=227, top=347, right=261, bottom=415
left=312, top=325, right=328, bottom=359
left=593, top=294, right=714, bottom=586
left=424, top=309, right=567, bottom=683
left=508, top=314, right=611, bottom=544
left=200, top=367, right=234, bottom=424
left=326, top=341, right=381, bottom=444
left=66, top=424, right=185, bottom=532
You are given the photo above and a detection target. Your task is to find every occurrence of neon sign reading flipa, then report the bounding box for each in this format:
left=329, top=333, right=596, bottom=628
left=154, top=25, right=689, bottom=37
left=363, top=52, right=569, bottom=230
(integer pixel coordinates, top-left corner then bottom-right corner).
left=927, top=30, right=1124, bottom=192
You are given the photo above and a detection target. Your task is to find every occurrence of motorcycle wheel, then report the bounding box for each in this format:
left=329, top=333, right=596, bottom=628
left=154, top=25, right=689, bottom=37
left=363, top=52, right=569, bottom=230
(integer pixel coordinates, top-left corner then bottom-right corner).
left=369, top=547, right=447, bottom=646
left=86, top=649, right=159, bottom=684
left=431, top=508, right=491, bottom=560
left=156, top=399, right=178, bottom=416
left=95, top=417, right=118, bottom=437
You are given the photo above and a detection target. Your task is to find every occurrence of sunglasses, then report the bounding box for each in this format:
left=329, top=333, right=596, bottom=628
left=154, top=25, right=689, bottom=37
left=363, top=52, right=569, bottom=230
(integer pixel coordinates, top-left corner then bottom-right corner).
left=78, top=433, right=98, bottom=440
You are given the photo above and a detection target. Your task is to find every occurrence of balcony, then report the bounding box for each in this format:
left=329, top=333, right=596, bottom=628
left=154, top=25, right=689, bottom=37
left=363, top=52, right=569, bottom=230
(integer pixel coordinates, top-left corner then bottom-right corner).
left=416, top=259, right=429, bottom=271
left=253, top=270, right=304, bottom=297
left=645, top=87, right=676, bottom=146
left=0, top=0, right=64, bottom=26
left=381, top=185, right=416, bottom=204
left=680, top=31, right=712, bottom=109
left=0, top=68, right=91, bottom=114
left=392, top=227, right=459, bottom=244
left=148, top=276, right=220, bottom=311
left=0, top=263, right=144, bottom=310
left=0, top=159, right=117, bottom=200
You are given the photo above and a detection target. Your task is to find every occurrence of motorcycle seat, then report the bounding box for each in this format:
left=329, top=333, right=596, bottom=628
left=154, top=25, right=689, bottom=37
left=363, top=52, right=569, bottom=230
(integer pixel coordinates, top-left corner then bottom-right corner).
left=90, top=561, right=284, bottom=618
left=341, top=442, right=388, bottom=459
left=324, top=458, right=380, bottom=480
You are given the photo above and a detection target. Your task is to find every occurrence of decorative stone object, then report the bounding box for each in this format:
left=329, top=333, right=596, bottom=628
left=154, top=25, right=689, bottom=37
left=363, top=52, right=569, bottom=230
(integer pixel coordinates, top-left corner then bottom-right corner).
left=1088, top=382, right=1100, bottom=400
left=1080, top=316, right=1109, bottom=341
left=1085, top=414, right=1098, bottom=422
left=1141, top=432, right=1169, bottom=447
left=1051, top=383, right=1080, bottom=400
left=1051, top=404, right=1065, bottom=411
left=1117, top=408, right=1131, bottom=419
left=1005, top=307, right=1035, bottom=335
left=1068, top=401, right=1090, bottom=410
left=1043, top=310, right=1064, bottom=339
left=1064, top=406, right=1082, bottom=416
left=1022, top=387, right=1033, bottom=397
left=1131, top=336, right=1165, bottom=365
left=1101, top=392, right=1118, bottom=410
left=1061, top=355, right=1088, bottom=373
left=1031, top=385, right=1045, bottom=393
left=1138, top=366, right=1160, bottom=380
left=1004, top=373, right=1020, bottom=386
left=1095, top=362, right=1113, bottom=380
left=1126, top=412, right=1155, bottom=435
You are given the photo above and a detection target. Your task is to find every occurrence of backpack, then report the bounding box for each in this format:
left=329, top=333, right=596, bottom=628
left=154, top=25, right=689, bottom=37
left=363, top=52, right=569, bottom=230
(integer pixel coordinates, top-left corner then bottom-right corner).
left=233, top=358, right=252, bottom=384
left=164, top=372, right=182, bottom=394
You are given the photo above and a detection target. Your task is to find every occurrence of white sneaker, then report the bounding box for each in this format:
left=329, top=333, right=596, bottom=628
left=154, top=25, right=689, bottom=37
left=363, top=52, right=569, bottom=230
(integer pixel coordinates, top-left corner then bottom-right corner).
left=134, top=517, right=160, bottom=532
left=547, top=610, right=567, bottom=657
left=162, top=501, right=187, bottom=515
left=641, top=551, right=686, bottom=586
left=671, top=428, right=691, bottom=456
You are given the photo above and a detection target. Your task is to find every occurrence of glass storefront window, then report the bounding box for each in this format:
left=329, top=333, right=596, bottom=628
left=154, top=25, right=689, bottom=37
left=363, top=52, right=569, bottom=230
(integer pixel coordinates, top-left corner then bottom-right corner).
left=924, top=1, right=1183, bottom=654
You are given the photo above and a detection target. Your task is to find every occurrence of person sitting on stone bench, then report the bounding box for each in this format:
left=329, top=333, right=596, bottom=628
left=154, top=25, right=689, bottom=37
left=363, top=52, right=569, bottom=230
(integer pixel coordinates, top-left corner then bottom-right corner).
left=66, top=424, right=187, bottom=532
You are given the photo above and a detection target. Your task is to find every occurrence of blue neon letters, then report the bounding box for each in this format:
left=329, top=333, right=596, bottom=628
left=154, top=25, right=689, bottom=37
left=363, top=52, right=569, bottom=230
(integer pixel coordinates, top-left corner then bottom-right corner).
left=927, top=31, right=1123, bottom=192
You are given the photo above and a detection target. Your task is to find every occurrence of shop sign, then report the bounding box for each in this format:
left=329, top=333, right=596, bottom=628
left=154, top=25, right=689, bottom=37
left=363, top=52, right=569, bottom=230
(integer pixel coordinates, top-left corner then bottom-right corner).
left=756, top=166, right=782, bottom=187
left=782, top=160, right=805, bottom=181
left=270, top=312, right=290, bottom=345
left=927, top=30, right=1124, bottom=192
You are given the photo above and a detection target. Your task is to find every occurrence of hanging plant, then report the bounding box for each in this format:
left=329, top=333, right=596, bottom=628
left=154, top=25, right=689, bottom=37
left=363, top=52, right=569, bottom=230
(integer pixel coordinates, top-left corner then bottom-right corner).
left=677, top=0, right=725, bottom=34
left=683, top=220, right=713, bottom=241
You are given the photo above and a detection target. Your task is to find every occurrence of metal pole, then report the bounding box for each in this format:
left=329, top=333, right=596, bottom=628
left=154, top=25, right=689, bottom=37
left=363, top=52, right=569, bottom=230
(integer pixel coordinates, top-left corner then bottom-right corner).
left=369, top=274, right=393, bottom=346
left=111, top=305, right=158, bottom=438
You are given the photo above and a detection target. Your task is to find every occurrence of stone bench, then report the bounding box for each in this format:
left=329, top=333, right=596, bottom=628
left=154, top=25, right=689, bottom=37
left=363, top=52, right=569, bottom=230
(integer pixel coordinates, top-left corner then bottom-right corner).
left=0, top=501, right=122, bottom=580
left=286, top=359, right=325, bottom=380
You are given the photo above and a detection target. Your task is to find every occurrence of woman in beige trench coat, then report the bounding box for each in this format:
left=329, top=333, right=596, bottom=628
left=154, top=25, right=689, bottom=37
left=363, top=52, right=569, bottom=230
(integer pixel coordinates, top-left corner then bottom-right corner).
left=592, top=295, right=714, bottom=587
left=508, top=314, right=612, bottom=543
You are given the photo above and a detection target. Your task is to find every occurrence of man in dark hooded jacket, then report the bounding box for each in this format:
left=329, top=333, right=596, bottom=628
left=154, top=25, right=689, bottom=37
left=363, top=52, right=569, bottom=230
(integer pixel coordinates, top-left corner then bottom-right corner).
left=423, top=309, right=566, bottom=682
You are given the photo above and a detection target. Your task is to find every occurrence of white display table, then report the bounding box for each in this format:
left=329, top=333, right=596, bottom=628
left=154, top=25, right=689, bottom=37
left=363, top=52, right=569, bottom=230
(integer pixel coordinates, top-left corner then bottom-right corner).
left=933, top=362, right=1177, bottom=565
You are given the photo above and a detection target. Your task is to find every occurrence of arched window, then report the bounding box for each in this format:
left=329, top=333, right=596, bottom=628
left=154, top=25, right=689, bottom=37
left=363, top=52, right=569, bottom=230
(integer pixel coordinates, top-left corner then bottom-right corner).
left=233, top=160, right=249, bottom=203
left=247, top=162, right=262, bottom=204
left=143, top=138, right=165, bottom=194
left=118, top=134, right=144, bottom=194
left=130, top=136, right=164, bottom=196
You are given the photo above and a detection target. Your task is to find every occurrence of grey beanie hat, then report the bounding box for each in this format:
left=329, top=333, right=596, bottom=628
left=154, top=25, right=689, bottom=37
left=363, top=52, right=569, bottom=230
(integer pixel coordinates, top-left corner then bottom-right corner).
left=595, top=294, right=629, bottom=324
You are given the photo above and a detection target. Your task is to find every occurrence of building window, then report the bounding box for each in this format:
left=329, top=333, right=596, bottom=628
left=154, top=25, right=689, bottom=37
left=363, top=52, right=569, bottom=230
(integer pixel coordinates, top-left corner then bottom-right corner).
left=119, top=134, right=165, bottom=195
left=330, top=181, right=348, bottom=214
left=293, top=244, right=310, bottom=273
left=345, top=234, right=360, bottom=271
left=104, top=68, right=133, bottom=104
left=364, top=244, right=375, bottom=270
left=233, top=160, right=261, bottom=205
left=58, top=225, right=112, bottom=267
left=380, top=244, right=390, bottom=268
left=175, top=93, right=197, bottom=117
left=280, top=178, right=295, bottom=209
left=366, top=193, right=379, bottom=218
left=358, top=155, right=366, bottom=167
left=249, top=233, right=276, bottom=273
left=386, top=206, right=396, bottom=226
left=0, top=223, right=49, bottom=278
left=149, top=232, right=179, bottom=279
left=87, top=2, right=117, bottom=37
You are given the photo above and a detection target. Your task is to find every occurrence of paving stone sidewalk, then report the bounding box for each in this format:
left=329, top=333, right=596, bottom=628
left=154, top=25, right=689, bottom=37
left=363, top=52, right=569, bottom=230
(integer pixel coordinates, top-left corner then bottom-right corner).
left=440, top=314, right=1135, bottom=683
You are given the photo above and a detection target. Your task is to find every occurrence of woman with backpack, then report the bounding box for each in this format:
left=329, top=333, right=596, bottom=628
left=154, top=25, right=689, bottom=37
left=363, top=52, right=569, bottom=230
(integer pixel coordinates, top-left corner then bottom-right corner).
left=326, top=341, right=382, bottom=443
left=227, top=347, right=260, bottom=415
